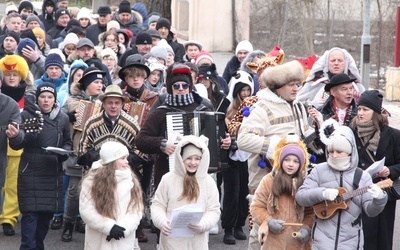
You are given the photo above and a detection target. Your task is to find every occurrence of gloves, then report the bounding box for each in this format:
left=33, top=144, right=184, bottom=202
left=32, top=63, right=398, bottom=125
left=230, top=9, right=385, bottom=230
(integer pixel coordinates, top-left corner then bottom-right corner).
left=188, top=222, right=205, bottom=234
left=368, top=184, right=385, bottom=199
left=267, top=218, right=285, bottom=234
left=295, top=227, right=310, bottom=243
left=323, top=188, right=339, bottom=201
left=106, top=224, right=126, bottom=241
left=161, top=220, right=172, bottom=236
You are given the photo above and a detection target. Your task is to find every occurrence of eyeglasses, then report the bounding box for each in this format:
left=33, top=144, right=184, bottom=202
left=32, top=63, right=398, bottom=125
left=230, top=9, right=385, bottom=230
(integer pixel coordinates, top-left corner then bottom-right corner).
left=173, top=83, right=189, bottom=90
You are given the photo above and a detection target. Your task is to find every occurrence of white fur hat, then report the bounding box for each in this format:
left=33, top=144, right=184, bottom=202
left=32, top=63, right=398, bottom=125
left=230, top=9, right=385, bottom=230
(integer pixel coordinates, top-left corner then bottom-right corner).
left=77, top=7, right=92, bottom=20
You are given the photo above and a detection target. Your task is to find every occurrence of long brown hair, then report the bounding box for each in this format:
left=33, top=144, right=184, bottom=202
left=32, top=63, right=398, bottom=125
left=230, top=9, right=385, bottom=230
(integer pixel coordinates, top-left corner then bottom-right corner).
left=85, top=163, right=144, bottom=220
left=178, top=171, right=200, bottom=203
left=226, top=94, right=244, bottom=121
left=350, top=112, right=389, bottom=131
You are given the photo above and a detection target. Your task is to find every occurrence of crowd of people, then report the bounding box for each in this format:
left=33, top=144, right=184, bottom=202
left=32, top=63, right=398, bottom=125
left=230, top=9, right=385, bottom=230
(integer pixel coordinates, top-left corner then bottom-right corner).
left=0, top=0, right=399, bottom=250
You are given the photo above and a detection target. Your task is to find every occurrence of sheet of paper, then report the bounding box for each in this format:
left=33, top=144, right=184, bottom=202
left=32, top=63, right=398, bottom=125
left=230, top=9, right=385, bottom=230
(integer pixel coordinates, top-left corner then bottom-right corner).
left=365, top=157, right=385, bottom=178
left=169, top=204, right=204, bottom=238
left=42, top=147, right=74, bottom=155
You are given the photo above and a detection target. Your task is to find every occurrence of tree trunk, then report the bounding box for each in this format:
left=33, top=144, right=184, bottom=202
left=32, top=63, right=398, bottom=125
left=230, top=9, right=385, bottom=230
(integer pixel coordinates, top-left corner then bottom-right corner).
left=147, top=0, right=172, bottom=21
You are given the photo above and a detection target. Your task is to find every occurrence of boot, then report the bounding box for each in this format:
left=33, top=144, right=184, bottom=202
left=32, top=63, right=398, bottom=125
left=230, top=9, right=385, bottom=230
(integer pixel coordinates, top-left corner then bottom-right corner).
left=223, top=228, right=236, bottom=245
left=75, top=217, right=86, bottom=234
left=2, top=223, right=15, bottom=236
left=234, top=227, right=247, bottom=240
left=61, top=222, right=74, bottom=242
left=51, top=215, right=63, bottom=230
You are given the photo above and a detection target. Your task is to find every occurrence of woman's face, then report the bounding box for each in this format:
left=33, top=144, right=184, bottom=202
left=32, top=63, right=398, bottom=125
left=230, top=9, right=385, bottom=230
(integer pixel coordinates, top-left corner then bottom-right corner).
left=79, top=18, right=90, bottom=28
left=199, top=77, right=211, bottom=89
left=38, top=92, right=55, bottom=113
left=239, top=85, right=251, bottom=100
left=102, top=56, right=116, bottom=71
left=184, top=155, right=201, bottom=173
left=85, top=79, right=103, bottom=96
left=105, top=34, right=117, bottom=48
left=4, top=71, right=21, bottom=87
left=281, top=155, right=300, bottom=176
left=118, top=33, right=125, bottom=45
left=148, top=70, right=161, bottom=85
left=73, top=68, right=84, bottom=83
left=35, top=35, right=44, bottom=47
left=64, top=44, right=76, bottom=56
left=357, top=105, right=374, bottom=123
left=113, top=155, right=129, bottom=170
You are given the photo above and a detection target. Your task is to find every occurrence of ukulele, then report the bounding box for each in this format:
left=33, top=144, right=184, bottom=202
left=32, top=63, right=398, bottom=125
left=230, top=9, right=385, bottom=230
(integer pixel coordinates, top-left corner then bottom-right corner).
left=313, top=178, right=393, bottom=219
left=0, top=111, right=44, bottom=133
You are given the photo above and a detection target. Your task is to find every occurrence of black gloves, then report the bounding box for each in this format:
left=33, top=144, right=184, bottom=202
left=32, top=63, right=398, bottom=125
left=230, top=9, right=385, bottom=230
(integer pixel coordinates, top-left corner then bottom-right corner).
left=106, top=224, right=126, bottom=242
left=77, top=149, right=100, bottom=169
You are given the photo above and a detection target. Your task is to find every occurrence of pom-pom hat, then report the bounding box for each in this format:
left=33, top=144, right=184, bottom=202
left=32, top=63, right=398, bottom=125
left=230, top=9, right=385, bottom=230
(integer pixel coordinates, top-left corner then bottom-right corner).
left=44, top=53, right=64, bottom=70
left=118, top=0, right=132, bottom=14
left=166, top=64, right=193, bottom=94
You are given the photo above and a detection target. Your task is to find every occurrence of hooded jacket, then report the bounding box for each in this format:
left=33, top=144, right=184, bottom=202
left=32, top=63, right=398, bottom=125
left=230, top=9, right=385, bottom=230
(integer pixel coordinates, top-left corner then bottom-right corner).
left=39, top=0, right=56, bottom=31
left=151, top=135, right=221, bottom=250
left=295, top=126, right=387, bottom=250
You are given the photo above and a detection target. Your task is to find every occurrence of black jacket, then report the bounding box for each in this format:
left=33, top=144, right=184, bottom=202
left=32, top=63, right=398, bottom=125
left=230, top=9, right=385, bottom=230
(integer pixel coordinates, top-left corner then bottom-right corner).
left=222, top=56, right=241, bottom=85
left=86, top=23, right=107, bottom=46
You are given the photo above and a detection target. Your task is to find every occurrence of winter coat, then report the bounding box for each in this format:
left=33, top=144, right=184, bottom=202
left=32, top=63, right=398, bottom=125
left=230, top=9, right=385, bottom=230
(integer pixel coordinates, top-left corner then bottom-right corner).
left=47, top=24, right=65, bottom=40
left=118, top=47, right=139, bottom=67
left=39, top=0, right=56, bottom=31
left=135, top=95, right=209, bottom=188
left=86, top=23, right=107, bottom=46
left=222, top=56, right=241, bottom=85
left=295, top=127, right=387, bottom=250
left=237, top=88, right=311, bottom=191
left=58, top=59, right=88, bottom=106
left=0, top=94, right=24, bottom=187
left=28, top=55, right=46, bottom=81
left=12, top=96, right=72, bottom=213
left=165, top=33, right=185, bottom=63
left=251, top=173, right=314, bottom=250
left=112, top=12, right=144, bottom=44
left=80, top=167, right=141, bottom=250
left=353, top=125, right=400, bottom=250
left=151, top=135, right=221, bottom=250
left=319, top=96, right=358, bottom=126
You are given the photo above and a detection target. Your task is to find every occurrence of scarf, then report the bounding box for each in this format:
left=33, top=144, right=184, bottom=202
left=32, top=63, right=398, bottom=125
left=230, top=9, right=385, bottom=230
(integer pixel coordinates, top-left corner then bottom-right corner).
left=328, top=156, right=351, bottom=171
left=1, top=82, right=27, bottom=102
left=165, top=93, right=194, bottom=107
left=356, top=119, right=380, bottom=153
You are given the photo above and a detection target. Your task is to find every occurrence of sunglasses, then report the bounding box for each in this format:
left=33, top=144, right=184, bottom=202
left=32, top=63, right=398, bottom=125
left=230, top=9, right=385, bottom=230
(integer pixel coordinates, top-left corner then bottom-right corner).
left=173, top=83, right=189, bottom=90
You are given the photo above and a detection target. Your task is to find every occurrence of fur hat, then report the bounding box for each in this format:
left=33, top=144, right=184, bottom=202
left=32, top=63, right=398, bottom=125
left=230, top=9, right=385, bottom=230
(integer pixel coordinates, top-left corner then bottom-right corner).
left=357, top=90, right=383, bottom=114
left=135, top=32, right=152, bottom=45
left=181, top=143, right=202, bottom=161
left=97, top=141, right=129, bottom=166
left=156, top=18, right=171, bottom=30
left=79, top=67, right=106, bottom=90
left=273, top=134, right=309, bottom=173
left=17, top=38, right=36, bottom=56
left=166, top=64, right=193, bottom=94
left=118, top=0, right=132, bottom=14
left=194, top=50, right=213, bottom=65
left=261, top=60, right=304, bottom=90
left=235, top=40, right=253, bottom=56
left=36, top=82, right=57, bottom=100
left=45, top=53, right=64, bottom=70
left=0, top=54, right=29, bottom=80
left=32, top=27, right=45, bottom=40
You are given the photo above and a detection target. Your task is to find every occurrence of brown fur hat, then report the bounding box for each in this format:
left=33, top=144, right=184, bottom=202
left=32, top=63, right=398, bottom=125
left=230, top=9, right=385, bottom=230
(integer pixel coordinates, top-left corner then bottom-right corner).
left=261, top=60, right=304, bottom=90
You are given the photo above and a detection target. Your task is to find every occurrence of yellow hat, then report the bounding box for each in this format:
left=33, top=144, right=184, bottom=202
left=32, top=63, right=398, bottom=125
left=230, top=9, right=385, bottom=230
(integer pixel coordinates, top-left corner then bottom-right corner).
left=32, top=27, right=46, bottom=39
left=0, top=54, right=29, bottom=80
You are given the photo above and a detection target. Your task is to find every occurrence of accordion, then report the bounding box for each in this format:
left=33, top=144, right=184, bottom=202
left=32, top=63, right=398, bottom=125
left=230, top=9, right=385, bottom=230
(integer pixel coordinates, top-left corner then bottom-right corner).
left=123, top=101, right=148, bottom=127
left=73, top=100, right=102, bottom=131
left=166, top=111, right=229, bottom=173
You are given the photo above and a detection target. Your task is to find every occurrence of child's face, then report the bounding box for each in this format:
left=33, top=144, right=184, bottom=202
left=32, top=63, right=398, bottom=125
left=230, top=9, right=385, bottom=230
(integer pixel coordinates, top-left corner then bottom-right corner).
left=125, top=74, right=146, bottom=89
left=281, top=155, right=300, bottom=176
left=184, top=155, right=201, bottom=173
left=148, top=70, right=161, bottom=85
left=239, top=85, right=251, bottom=100
left=114, top=156, right=129, bottom=170
left=328, top=150, right=349, bottom=159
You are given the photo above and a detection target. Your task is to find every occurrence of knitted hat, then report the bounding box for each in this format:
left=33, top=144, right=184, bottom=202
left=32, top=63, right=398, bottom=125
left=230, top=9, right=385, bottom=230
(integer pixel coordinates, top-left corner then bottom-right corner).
left=126, top=54, right=142, bottom=65
left=181, top=143, right=202, bottom=161
left=64, top=33, right=79, bottom=46
left=44, top=53, right=64, bottom=70
left=358, top=90, right=383, bottom=114
left=26, top=14, right=41, bottom=26
left=0, top=54, right=29, bottom=80
left=194, top=50, right=213, bottom=65
left=156, top=18, right=171, bottom=30
left=78, top=67, right=106, bottom=90
left=166, top=64, right=193, bottom=94
left=36, top=82, right=57, bottom=100
left=136, top=32, right=152, bottom=45
left=6, top=4, right=18, bottom=15
left=97, top=6, right=111, bottom=15
left=324, top=73, right=356, bottom=92
left=48, top=49, right=66, bottom=63
left=273, top=134, right=309, bottom=173
left=328, top=131, right=352, bottom=155
left=235, top=40, right=253, bottom=56
left=32, top=27, right=45, bottom=40
left=261, top=60, right=304, bottom=90
left=20, top=29, right=39, bottom=48
left=198, top=63, right=218, bottom=83
left=150, top=46, right=168, bottom=63
left=158, top=39, right=174, bottom=56
left=17, top=38, right=36, bottom=55
left=107, top=20, right=120, bottom=31
left=5, top=32, right=20, bottom=44
left=18, top=1, right=33, bottom=14
left=99, top=84, right=128, bottom=102
left=77, top=7, right=92, bottom=20
left=118, top=0, right=132, bottom=14
left=55, top=8, right=70, bottom=20
left=148, top=13, right=161, bottom=24
left=101, top=48, right=118, bottom=63
left=66, top=19, right=80, bottom=31
left=76, top=38, right=94, bottom=49
left=99, top=141, right=129, bottom=165
left=183, top=40, right=203, bottom=51
left=147, top=29, right=161, bottom=39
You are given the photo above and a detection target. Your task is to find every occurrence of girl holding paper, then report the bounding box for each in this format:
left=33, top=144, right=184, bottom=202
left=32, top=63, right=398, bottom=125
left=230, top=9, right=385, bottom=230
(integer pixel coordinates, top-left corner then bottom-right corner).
left=151, top=135, right=221, bottom=250
left=350, top=90, right=400, bottom=250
